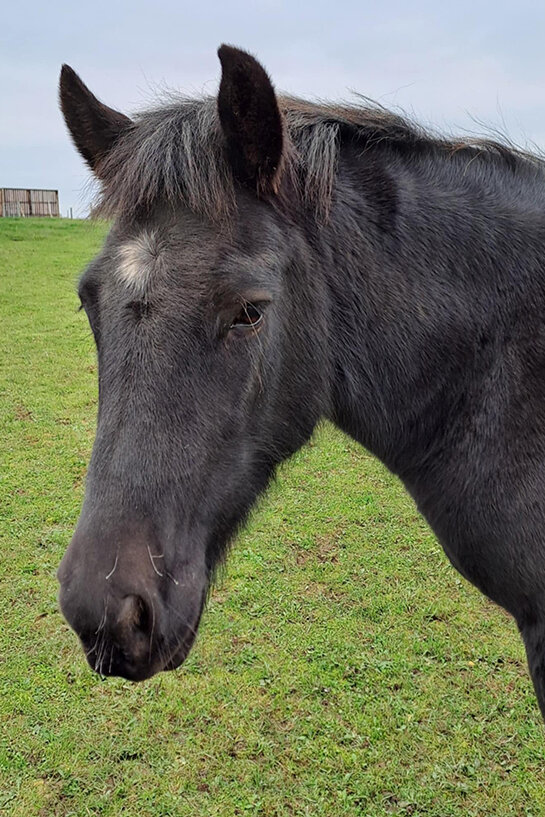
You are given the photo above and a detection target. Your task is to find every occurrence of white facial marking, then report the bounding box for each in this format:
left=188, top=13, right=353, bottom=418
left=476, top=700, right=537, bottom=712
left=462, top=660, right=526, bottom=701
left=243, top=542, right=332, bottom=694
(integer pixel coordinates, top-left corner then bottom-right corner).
left=117, top=230, right=163, bottom=295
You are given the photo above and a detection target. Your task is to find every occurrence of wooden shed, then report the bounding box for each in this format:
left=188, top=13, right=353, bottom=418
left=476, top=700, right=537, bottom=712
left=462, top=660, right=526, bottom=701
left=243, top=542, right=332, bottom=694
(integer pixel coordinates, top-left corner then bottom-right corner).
left=0, top=188, right=60, bottom=217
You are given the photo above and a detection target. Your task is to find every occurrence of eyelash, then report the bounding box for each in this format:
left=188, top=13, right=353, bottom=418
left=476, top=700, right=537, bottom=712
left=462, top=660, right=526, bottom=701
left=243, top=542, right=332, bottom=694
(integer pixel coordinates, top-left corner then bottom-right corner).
left=229, top=302, right=263, bottom=330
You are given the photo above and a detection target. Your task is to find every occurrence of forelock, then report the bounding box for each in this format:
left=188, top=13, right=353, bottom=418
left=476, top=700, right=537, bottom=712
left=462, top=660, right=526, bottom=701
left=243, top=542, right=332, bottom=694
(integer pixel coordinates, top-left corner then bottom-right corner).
left=94, top=93, right=543, bottom=226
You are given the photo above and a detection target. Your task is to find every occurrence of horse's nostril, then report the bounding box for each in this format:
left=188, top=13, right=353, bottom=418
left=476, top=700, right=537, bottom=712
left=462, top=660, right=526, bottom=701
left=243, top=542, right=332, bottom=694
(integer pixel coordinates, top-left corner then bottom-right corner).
left=117, top=594, right=151, bottom=636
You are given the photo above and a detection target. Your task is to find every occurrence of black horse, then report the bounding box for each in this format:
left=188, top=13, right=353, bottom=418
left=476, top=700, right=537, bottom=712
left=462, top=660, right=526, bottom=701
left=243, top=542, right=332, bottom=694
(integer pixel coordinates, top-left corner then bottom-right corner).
left=58, top=45, right=545, bottom=720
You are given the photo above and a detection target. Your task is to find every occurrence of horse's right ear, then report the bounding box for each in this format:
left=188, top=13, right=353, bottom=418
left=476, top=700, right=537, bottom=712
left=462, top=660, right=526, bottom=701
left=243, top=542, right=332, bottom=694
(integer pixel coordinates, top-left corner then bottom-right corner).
left=59, top=65, right=132, bottom=176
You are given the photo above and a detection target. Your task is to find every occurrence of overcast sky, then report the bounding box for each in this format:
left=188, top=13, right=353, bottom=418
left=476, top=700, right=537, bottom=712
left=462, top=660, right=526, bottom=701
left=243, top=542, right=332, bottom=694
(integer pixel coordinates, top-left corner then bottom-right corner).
left=3, top=1, right=545, bottom=216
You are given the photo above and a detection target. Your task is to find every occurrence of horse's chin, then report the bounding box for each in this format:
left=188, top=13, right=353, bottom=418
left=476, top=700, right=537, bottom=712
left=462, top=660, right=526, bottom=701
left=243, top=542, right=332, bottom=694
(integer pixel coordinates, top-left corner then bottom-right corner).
left=161, top=615, right=203, bottom=674
left=162, top=642, right=194, bottom=672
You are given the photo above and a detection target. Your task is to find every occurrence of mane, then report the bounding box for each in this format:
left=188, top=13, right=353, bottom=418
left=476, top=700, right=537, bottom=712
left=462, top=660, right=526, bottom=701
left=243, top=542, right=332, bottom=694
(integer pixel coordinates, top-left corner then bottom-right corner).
left=95, top=94, right=545, bottom=223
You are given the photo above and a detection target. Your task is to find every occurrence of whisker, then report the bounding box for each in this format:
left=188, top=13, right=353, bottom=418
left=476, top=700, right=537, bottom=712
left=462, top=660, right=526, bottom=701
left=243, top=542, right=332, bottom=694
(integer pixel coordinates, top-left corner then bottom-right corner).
left=147, top=545, right=164, bottom=577
left=105, top=554, right=119, bottom=581
left=88, top=598, right=110, bottom=658
left=94, top=632, right=106, bottom=674
left=95, top=598, right=109, bottom=634
left=147, top=592, right=157, bottom=663
left=99, top=645, right=106, bottom=677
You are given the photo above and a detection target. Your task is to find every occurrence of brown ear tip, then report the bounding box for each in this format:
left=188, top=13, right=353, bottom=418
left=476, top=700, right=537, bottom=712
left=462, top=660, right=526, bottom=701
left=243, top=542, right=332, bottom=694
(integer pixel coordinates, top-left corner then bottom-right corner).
left=218, top=44, right=239, bottom=66
left=59, top=64, right=80, bottom=95
left=60, top=64, right=75, bottom=80
left=217, top=44, right=260, bottom=71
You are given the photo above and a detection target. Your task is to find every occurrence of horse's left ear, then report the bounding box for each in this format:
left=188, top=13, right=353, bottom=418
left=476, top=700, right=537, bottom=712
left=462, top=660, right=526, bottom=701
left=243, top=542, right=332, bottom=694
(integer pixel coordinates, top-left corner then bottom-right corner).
left=217, top=45, right=285, bottom=196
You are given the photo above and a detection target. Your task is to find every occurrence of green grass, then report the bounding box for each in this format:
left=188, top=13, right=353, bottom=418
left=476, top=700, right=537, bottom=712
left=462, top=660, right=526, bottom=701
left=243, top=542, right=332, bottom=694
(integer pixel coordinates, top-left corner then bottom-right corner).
left=1, top=217, right=544, bottom=816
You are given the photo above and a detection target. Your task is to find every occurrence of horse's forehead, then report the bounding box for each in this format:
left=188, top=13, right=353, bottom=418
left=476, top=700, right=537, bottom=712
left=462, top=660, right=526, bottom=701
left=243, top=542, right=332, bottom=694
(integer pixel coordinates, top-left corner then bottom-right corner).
left=111, top=211, right=284, bottom=298
left=113, top=213, right=219, bottom=296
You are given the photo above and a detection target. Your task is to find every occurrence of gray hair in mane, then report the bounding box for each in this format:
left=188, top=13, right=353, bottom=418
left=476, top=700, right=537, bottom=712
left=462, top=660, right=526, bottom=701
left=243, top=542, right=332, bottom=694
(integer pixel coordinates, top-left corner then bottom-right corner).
left=96, top=94, right=543, bottom=223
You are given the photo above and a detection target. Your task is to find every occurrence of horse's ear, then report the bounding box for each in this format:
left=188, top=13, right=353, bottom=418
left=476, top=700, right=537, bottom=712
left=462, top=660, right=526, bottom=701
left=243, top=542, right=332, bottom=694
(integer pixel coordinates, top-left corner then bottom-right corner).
left=59, top=65, right=132, bottom=176
left=217, top=45, right=285, bottom=196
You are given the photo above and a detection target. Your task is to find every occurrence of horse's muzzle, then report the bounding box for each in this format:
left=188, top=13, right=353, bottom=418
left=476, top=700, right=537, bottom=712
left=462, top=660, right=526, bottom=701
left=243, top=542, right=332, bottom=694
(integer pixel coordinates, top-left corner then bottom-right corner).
left=57, top=519, right=206, bottom=680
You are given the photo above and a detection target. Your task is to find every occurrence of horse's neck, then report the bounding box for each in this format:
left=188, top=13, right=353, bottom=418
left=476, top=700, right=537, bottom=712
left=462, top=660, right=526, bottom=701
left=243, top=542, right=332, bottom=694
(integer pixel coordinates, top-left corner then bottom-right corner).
left=320, top=145, right=545, bottom=476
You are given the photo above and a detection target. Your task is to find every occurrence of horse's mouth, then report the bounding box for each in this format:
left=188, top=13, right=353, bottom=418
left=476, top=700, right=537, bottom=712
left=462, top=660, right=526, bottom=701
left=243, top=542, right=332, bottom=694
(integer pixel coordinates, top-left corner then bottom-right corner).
left=83, top=629, right=197, bottom=681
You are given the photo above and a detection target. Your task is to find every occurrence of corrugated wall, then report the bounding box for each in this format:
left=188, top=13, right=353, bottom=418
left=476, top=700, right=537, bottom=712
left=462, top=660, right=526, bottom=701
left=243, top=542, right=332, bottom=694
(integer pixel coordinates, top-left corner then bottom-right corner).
left=0, top=189, right=60, bottom=217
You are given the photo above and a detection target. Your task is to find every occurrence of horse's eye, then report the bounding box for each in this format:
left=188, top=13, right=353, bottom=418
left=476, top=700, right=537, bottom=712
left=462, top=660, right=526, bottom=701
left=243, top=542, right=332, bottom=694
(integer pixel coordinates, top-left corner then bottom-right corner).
left=230, top=302, right=263, bottom=330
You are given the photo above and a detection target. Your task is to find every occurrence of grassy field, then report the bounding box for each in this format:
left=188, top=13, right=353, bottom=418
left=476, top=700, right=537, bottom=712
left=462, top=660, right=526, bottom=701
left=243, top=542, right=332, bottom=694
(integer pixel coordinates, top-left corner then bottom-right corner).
left=1, top=217, right=544, bottom=816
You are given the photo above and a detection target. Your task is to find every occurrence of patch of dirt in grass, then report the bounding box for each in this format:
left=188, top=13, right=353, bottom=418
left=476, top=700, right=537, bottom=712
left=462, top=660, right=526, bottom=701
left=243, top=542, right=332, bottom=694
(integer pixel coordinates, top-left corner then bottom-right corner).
left=316, top=532, right=343, bottom=563
left=14, top=404, right=33, bottom=422
left=301, top=580, right=345, bottom=602
left=293, top=529, right=344, bottom=566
